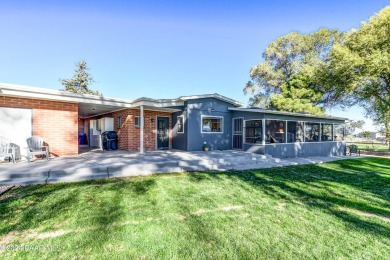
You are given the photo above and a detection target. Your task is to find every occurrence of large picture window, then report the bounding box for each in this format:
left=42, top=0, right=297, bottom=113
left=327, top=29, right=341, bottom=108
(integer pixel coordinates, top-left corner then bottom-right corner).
left=287, top=121, right=304, bottom=143
left=334, top=124, right=345, bottom=141
left=201, top=116, right=223, bottom=133
left=266, top=120, right=286, bottom=143
left=321, top=124, right=333, bottom=141
left=305, top=122, right=320, bottom=142
left=177, top=116, right=184, bottom=133
left=245, top=120, right=263, bottom=144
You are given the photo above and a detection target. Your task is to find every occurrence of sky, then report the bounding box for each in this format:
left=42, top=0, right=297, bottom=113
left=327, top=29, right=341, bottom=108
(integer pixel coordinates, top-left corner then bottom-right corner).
left=0, top=0, right=388, bottom=131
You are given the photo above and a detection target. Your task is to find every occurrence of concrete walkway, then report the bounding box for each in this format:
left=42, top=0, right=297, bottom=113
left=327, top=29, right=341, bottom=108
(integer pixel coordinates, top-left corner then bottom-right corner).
left=0, top=150, right=362, bottom=185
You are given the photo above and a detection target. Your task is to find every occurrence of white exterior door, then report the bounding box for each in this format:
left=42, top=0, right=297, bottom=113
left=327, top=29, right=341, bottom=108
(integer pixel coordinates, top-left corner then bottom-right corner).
left=0, top=107, right=33, bottom=159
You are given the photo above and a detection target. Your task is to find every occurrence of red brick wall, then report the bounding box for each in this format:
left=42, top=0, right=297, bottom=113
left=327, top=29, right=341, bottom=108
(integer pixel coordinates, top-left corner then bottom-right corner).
left=91, top=109, right=172, bottom=151
left=0, top=96, right=78, bottom=156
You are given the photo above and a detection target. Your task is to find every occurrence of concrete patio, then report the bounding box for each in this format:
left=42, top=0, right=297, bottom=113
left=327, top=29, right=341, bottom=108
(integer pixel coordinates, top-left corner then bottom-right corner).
left=0, top=150, right=361, bottom=185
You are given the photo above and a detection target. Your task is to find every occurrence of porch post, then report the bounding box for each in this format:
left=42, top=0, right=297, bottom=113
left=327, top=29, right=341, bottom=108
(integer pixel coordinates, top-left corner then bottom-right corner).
left=262, top=118, right=266, bottom=145
left=140, top=105, right=144, bottom=154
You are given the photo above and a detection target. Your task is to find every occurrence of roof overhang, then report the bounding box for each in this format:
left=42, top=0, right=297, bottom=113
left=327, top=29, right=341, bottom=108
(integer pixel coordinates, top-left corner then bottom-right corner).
left=0, top=82, right=133, bottom=108
left=228, top=107, right=348, bottom=121
left=0, top=83, right=241, bottom=118
left=78, top=103, right=182, bottom=119
left=178, top=94, right=242, bottom=107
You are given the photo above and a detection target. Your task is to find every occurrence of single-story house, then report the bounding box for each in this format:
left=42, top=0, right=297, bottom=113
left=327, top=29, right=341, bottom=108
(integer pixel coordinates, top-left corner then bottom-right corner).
left=0, top=83, right=347, bottom=159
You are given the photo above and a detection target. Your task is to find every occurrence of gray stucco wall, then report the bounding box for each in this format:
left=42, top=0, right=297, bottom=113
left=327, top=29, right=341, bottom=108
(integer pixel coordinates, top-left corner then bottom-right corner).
left=186, top=98, right=233, bottom=151
left=262, top=142, right=346, bottom=158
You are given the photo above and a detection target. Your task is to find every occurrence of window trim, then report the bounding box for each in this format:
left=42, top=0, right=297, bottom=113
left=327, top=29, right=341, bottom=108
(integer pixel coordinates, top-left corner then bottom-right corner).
left=177, top=115, right=184, bottom=134
left=286, top=120, right=305, bottom=143
left=321, top=123, right=334, bottom=142
left=118, top=116, right=122, bottom=128
left=333, top=123, right=345, bottom=141
left=265, top=119, right=287, bottom=144
left=243, top=119, right=263, bottom=144
left=304, top=121, right=321, bottom=142
left=242, top=118, right=344, bottom=145
left=200, top=115, right=224, bottom=134
left=134, top=116, right=140, bottom=127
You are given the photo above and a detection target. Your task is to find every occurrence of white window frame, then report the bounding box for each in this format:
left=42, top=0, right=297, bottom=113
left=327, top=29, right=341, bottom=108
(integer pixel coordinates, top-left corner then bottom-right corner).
left=242, top=118, right=343, bottom=145
left=201, top=115, right=223, bottom=134
left=243, top=119, right=263, bottom=145
left=135, top=116, right=140, bottom=127
left=177, top=115, right=184, bottom=134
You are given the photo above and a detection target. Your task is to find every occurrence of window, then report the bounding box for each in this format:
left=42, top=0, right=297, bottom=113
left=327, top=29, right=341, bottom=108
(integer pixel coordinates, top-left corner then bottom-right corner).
left=334, top=124, right=344, bottom=141
left=266, top=120, right=286, bottom=143
left=245, top=120, right=263, bottom=144
left=201, top=116, right=223, bottom=133
left=135, top=116, right=140, bottom=127
left=177, top=116, right=184, bottom=133
left=118, top=116, right=122, bottom=128
left=321, top=124, right=333, bottom=141
left=287, top=121, right=304, bottom=143
left=305, top=122, right=320, bottom=142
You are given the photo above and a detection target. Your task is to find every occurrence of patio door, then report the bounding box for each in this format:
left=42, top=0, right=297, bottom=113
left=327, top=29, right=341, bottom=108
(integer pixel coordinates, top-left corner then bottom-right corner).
left=157, top=116, right=170, bottom=149
left=232, top=118, right=243, bottom=149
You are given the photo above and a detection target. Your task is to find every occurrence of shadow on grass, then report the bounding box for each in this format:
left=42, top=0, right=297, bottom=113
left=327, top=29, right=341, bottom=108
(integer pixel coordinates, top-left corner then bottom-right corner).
left=0, top=177, right=156, bottom=247
left=187, top=158, right=390, bottom=238
left=0, top=157, right=389, bottom=250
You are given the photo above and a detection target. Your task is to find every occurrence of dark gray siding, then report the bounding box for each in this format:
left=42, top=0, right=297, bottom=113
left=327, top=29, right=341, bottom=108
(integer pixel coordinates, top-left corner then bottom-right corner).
left=172, top=110, right=187, bottom=151
left=187, top=98, right=233, bottom=151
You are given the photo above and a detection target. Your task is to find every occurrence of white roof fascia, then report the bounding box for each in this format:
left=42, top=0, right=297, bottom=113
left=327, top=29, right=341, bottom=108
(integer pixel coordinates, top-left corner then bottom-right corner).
left=0, top=83, right=134, bottom=108
left=131, top=100, right=184, bottom=108
left=228, top=107, right=348, bottom=121
left=0, top=83, right=238, bottom=109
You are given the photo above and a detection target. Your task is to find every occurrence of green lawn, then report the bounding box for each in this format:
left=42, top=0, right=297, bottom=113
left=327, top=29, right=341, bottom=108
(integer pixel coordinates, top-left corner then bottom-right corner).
left=1, top=158, right=389, bottom=259
left=347, top=141, right=390, bottom=152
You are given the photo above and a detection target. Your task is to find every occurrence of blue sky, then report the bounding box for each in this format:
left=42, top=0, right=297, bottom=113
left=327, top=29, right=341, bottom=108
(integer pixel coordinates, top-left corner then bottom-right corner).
left=0, top=1, right=388, bottom=131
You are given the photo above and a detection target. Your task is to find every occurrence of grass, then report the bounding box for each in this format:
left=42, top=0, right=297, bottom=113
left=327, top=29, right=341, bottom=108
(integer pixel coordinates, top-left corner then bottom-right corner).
left=1, top=157, right=389, bottom=259
left=347, top=141, right=390, bottom=152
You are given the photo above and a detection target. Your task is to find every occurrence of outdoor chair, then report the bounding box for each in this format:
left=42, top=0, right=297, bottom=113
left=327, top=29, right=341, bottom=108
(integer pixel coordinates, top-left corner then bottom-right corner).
left=348, top=144, right=360, bottom=156
left=0, top=137, right=16, bottom=163
left=26, top=136, right=50, bottom=162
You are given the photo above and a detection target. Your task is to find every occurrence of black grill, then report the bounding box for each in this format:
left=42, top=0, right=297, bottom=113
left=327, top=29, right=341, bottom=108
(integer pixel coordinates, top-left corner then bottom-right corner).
left=101, top=131, right=118, bottom=150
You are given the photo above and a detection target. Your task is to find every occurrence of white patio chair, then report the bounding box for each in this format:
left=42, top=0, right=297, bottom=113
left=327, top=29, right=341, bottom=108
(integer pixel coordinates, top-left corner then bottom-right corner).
left=0, top=137, right=16, bottom=164
left=26, top=136, right=50, bottom=162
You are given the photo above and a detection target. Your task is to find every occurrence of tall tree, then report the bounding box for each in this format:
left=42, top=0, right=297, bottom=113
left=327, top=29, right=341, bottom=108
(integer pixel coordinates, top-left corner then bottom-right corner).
left=244, top=28, right=344, bottom=114
left=345, top=120, right=365, bottom=136
left=328, top=7, right=390, bottom=149
left=60, top=60, right=100, bottom=95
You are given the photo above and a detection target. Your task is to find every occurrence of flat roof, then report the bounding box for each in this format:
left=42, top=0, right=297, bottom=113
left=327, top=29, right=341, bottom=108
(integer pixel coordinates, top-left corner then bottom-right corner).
left=228, top=107, right=348, bottom=121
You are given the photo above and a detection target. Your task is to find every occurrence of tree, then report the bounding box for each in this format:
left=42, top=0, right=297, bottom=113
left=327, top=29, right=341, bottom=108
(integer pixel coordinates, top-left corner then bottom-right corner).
left=244, top=28, right=345, bottom=114
left=60, top=60, right=100, bottom=95
left=328, top=7, right=390, bottom=149
left=345, top=120, right=365, bottom=136
left=362, top=131, right=372, bottom=139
